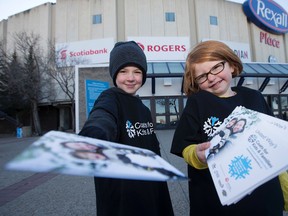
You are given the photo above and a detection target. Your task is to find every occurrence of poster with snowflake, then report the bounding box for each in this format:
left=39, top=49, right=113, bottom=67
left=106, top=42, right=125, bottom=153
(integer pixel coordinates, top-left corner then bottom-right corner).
left=5, top=131, right=187, bottom=181
left=205, top=106, right=288, bottom=206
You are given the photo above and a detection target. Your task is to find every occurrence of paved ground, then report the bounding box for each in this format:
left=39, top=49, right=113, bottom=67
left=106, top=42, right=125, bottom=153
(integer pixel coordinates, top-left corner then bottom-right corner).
left=0, top=130, right=189, bottom=216
left=0, top=130, right=287, bottom=216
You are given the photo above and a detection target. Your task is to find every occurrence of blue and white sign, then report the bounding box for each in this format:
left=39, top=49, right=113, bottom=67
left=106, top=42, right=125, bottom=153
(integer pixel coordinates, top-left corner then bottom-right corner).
left=85, top=80, right=109, bottom=118
left=243, top=0, right=288, bottom=34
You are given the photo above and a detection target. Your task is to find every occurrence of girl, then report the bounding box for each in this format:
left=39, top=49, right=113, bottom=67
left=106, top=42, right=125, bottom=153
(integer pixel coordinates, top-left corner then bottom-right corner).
left=171, top=40, right=284, bottom=216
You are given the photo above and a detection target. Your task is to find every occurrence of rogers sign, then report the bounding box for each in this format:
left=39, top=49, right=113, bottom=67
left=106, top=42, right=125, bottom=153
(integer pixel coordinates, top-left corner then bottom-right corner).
left=130, top=37, right=190, bottom=61
left=137, top=42, right=186, bottom=52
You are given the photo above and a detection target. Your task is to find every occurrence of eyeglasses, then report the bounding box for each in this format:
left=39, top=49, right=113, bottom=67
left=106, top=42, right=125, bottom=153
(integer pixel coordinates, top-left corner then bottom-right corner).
left=194, top=61, right=226, bottom=84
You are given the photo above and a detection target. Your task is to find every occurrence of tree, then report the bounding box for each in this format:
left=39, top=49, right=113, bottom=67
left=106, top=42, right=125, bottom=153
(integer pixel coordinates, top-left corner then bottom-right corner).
left=45, top=43, right=89, bottom=131
left=0, top=43, right=30, bottom=126
left=16, top=32, right=54, bottom=135
left=0, top=32, right=53, bottom=135
left=23, top=45, right=42, bottom=134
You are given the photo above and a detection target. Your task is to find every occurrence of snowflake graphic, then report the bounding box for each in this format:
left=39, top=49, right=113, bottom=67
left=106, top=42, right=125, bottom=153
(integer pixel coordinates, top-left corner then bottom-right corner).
left=203, top=116, right=222, bottom=137
left=229, top=155, right=252, bottom=180
left=126, top=120, right=136, bottom=138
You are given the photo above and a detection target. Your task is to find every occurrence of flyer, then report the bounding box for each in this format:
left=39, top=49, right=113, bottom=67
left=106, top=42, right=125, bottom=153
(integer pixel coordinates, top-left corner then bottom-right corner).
left=6, top=131, right=187, bottom=181
left=205, top=106, right=288, bottom=205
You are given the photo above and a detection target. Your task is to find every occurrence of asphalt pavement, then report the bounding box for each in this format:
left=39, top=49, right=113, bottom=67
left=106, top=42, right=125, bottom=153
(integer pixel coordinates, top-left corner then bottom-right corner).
left=1, top=130, right=287, bottom=216
left=0, top=130, right=189, bottom=216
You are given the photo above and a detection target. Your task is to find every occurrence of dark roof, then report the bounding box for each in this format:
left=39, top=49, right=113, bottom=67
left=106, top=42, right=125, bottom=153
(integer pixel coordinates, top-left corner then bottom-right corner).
left=146, top=62, right=288, bottom=93
left=147, top=62, right=288, bottom=78
left=241, top=63, right=288, bottom=78
left=147, top=62, right=185, bottom=77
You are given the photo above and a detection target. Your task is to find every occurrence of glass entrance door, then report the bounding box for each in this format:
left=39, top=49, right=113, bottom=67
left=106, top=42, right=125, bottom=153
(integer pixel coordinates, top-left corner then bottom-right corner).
left=266, top=95, right=288, bottom=121
left=154, top=97, right=182, bottom=129
left=141, top=96, right=187, bottom=129
left=280, top=95, right=288, bottom=121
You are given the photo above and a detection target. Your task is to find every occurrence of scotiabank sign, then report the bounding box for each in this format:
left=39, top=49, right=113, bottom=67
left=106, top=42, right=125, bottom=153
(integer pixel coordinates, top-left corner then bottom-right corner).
left=243, top=0, right=288, bottom=34
left=56, top=38, right=114, bottom=67
left=128, top=37, right=190, bottom=61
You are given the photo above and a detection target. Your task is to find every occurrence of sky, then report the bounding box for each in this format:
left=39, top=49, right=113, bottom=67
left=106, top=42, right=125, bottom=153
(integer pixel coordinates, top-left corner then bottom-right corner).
left=0, top=0, right=287, bottom=21
left=0, top=0, right=56, bottom=21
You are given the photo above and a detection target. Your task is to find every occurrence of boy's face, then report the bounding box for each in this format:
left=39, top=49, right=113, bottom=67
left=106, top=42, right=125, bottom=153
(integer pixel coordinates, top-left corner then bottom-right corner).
left=115, top=66, right=143, bottom=95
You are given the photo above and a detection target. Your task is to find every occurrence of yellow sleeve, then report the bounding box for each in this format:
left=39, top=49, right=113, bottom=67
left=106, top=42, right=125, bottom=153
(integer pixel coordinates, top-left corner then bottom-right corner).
left=279, top=171, right=288, bottom=211
left=182, top=144, right=208, bottom=170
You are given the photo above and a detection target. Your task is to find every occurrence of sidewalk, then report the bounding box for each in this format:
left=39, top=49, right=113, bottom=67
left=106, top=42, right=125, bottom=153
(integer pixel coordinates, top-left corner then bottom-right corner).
left=1, top=131, right=286, bottom=216
left=0, top=130, right=189, bottom=216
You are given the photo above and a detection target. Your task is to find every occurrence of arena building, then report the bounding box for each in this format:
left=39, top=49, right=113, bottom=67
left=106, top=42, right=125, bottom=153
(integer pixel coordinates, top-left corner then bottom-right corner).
left=0, top=0, right=287, bottom=133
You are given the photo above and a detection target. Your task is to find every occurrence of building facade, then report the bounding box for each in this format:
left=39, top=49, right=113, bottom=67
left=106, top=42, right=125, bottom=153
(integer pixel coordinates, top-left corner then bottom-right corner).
left=0, top=0, right=288, bottom=133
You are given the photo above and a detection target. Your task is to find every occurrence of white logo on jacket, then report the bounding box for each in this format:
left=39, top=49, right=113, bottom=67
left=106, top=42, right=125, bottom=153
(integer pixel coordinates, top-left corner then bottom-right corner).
left=203, top=116, right=222, bottom=137
left=126, top=120, right=154, bottom=138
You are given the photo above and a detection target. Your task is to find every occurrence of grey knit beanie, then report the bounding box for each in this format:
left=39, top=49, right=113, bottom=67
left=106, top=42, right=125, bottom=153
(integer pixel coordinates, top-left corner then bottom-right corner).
left=109, top=41, right=147, bottom=87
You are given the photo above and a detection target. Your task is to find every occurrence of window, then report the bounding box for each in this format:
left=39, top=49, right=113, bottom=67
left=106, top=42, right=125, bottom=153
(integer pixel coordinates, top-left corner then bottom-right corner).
left=165, top=12, right=175, bottom=22
left=93, top=14, right=102, bottom=24
left=154, top=97, right=181, bottom=128
left=155, top=98, right=166, bottom=128
left=280, top=96, right=288, bottom=121
left=142, top=99, right=151, bottom=110
left=210, top=16, right=218, bottom=25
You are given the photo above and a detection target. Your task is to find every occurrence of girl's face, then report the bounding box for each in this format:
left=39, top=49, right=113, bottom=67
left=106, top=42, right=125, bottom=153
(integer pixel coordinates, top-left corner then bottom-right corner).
left=232, top=120, right=245, bottom=133
left=226, top=119, right=237, bottom=129
left=115, top=66, right=143, bottom=95
left=194, top=61, right=234, bottom=97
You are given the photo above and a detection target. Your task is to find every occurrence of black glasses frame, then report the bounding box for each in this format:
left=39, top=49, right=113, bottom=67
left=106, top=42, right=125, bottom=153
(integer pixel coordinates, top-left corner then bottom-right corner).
left=194, top=61, right=226, bottom=84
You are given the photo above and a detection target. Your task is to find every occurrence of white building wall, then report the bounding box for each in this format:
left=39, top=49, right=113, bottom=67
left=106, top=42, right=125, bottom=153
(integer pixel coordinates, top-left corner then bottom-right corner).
left=0, top=0, right=288, bottom=132
left=0, top=20, right=7, bottom=49
left=124, top=0, right=190, bottom=38
left=55, top=0, right=117, bottom=43
left=194, top=0, right=250, bottom=44
left=0, top=0, right=287, bottom=98
left=249, top=25, right=287, bottom=63
left=1, top=0, right=287, bottom=63
left=6, top=3, right=55, bottom=53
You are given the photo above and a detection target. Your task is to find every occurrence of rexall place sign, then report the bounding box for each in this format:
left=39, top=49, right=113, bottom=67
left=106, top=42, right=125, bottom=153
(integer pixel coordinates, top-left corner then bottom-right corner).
left=243, top=0, right=288, bottom=34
